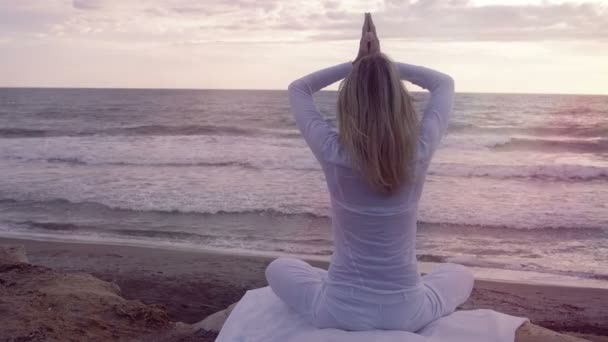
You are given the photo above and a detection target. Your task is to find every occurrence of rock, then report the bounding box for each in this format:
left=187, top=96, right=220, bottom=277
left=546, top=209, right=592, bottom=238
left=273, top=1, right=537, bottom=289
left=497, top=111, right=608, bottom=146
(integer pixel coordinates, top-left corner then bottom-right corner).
left=516, top=322, right=591, bottom=342
left=0, top=247, right=196, bottom=342
left=192, top=302, right=239, bottom=333
left=0, top=244, right=28, bottom=264
left=110, top=281, right=122, bottom=295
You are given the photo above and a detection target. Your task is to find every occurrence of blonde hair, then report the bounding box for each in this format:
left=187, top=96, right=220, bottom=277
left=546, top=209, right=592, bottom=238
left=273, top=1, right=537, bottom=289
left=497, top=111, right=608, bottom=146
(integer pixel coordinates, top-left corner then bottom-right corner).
left=338, top=53, right=418, bottom=195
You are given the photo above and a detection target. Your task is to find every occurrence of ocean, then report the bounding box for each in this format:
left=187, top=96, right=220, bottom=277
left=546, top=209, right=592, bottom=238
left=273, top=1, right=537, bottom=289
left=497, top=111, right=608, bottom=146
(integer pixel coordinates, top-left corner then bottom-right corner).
left=0, top=88, right=607, bottom=288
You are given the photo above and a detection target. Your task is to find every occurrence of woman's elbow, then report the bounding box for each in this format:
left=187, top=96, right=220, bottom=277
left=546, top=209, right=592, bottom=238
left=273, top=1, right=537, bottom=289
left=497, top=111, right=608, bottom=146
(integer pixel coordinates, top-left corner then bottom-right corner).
left=288, top=79, right=303, bottom=91
left=442, top=74, right=455, bottom=88
left=439, top=74, right=455, bottom=93
left=287, top=79, right=310, bottom=95
left=429, top=73, right=454, bottom=92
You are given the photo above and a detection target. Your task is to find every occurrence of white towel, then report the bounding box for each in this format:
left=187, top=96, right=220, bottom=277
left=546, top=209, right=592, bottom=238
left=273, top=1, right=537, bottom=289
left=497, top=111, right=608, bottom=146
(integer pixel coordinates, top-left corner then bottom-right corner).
left=216, top=286, right=528, bottom=342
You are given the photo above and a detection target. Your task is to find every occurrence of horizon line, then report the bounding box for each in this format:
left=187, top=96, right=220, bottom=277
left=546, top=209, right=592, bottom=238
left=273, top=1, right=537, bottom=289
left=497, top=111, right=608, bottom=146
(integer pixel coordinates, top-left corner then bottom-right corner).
left=0, top=86, right=606, bottom=97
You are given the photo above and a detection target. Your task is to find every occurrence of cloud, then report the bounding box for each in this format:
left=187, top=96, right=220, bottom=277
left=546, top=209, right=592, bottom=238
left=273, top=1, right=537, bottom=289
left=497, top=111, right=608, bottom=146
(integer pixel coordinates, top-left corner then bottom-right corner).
left=301, top=1, right=608, bottom=42
left=1, top=0, right=606, bottom=44
left=1, top=0, right=606, bottom=93
left=72, top=0, right=104, bottom=10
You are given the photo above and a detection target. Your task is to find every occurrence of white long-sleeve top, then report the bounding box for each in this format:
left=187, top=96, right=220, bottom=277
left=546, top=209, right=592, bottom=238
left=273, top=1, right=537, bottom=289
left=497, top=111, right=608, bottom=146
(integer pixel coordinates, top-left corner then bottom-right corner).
left=288, top=62, right=455, bottom=293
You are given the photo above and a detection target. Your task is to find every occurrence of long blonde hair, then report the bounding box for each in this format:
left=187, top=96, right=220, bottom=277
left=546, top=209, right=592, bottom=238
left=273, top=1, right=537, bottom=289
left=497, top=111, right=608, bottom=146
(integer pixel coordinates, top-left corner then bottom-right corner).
left=338, top=53, right=418, bottom=195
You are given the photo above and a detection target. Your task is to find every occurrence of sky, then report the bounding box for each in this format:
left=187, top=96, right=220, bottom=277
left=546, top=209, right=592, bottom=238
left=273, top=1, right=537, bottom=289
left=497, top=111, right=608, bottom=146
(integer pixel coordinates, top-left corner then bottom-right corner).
left=0, top=0, right=606, bottom=94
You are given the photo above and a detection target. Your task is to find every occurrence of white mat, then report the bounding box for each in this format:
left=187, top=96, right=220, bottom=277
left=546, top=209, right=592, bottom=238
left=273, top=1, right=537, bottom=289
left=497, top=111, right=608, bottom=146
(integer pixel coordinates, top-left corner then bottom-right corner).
left=216, top=287, right=528, bottom=342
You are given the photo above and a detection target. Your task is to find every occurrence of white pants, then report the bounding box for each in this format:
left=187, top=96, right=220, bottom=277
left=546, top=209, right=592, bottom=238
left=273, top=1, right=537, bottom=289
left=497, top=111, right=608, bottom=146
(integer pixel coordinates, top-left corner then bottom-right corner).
left=265, top=258, right=474, bottom=332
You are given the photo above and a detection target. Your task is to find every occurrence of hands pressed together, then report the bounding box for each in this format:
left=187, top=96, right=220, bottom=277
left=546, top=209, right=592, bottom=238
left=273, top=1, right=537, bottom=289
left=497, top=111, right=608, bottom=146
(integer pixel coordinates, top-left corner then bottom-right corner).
left=354, top=13, right=381, bottom=64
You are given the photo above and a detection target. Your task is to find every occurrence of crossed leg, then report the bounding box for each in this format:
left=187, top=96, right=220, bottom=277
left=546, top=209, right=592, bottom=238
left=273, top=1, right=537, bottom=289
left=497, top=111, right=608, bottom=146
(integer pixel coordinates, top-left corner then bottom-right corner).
left=265, top=258, right=326, bottom=323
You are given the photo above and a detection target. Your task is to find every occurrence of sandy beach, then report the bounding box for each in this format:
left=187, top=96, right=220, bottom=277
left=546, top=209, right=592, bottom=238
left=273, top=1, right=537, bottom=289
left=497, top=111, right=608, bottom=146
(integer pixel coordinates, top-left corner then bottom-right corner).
left=1, top=237, right=606, bottom=341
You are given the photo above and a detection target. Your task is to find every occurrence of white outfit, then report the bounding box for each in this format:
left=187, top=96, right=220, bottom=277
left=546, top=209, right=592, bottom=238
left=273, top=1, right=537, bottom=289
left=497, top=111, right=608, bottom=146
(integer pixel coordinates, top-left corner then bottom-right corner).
left=266, top=62, right=473, bottom=331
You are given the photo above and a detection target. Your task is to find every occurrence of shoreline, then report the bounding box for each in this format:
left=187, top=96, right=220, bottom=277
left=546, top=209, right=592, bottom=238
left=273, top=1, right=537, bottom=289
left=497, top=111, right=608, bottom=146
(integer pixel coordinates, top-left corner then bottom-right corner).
left=1, top=232, right=606, bottom=290
left=2, top=236, right=607, bottom=340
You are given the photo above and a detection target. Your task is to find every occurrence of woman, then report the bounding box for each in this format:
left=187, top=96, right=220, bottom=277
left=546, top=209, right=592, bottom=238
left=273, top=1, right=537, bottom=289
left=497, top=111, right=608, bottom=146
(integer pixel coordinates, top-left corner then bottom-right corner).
left=265, top=13, right=474, bottom=332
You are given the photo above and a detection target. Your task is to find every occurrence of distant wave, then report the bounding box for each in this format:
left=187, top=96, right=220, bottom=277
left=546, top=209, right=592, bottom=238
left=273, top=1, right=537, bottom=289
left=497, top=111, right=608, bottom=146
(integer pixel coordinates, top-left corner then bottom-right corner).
left=13, top=221, right=335, bottom=248
left=46, top=157, right=88, bottom=165
left=443, top=135, right=608, bottom=153
left=5, top=124, right=606, bottom=140
left=430, top=163, right=608, bottom=181
left=43, top=157, right=262, bottom=169
left=106, top=124, right=254, bottom=136
left=0, top=197, right=328, bottom=219
left=0, top=128, right=52, bottom=138
left=5, top=155, right=606, bottom=181
left=551, top=106, right=596, bottom=116
left=2, top=197, right=607, bottom=233
left=5, top=156, right=320, bottom=171
left=0, top=125, right=301, bottom=139
left=492, top=137, right=608, bottom=153
left=448, top=123, right=607, bottom=138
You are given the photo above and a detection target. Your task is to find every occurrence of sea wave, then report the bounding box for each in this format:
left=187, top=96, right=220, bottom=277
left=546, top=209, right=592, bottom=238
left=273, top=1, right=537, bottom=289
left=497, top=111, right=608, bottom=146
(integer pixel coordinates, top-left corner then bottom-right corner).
left=0, top=128, right=52, bottom=138
left=551, top=106, right=596, bottom=116
left=493, top=137, right=608, bottom=153
left=11, top=220, right=334, bottom=248
left=4, top=123, right=607, bottom=157
left=448, top=122, right=607, bottom=138
left=4, top=123, right=607, bottom=141
left=44, top=157, right=262, bottom=169
left=0, top=125, right=301, bottom=139
left=0, top=197, right=328, bottom=218
left=1, top=197, right=606, bottom=234
left=5, top=155, right=320, bottom=171
left=442, top=135, right=608, bottom=153
left=5, top=154, right=606, bottom=181
left=429, top=163, right=608, bottom=181
left=106, top=124, right=254, bottom=136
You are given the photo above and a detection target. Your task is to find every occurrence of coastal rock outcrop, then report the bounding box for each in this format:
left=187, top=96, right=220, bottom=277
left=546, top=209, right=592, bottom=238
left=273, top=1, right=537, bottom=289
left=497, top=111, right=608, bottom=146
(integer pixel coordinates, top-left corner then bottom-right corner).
left=0, top=244, right=201, bottom=342
left=0, top=244, right=28, bottom=263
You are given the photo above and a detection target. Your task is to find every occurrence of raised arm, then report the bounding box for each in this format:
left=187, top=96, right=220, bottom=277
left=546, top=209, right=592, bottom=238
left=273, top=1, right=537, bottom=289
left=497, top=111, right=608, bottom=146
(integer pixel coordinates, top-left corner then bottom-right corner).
left=288, top=13, right=378, bottom=161
left=396, top=63, right=455, bottom=160
left=288, top=63, right=352, bottom=161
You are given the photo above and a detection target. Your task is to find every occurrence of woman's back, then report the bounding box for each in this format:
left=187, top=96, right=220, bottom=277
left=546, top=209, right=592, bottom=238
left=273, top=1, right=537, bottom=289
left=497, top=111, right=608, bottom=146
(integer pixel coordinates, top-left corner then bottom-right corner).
left=321, top=141, right=429, bottom=293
